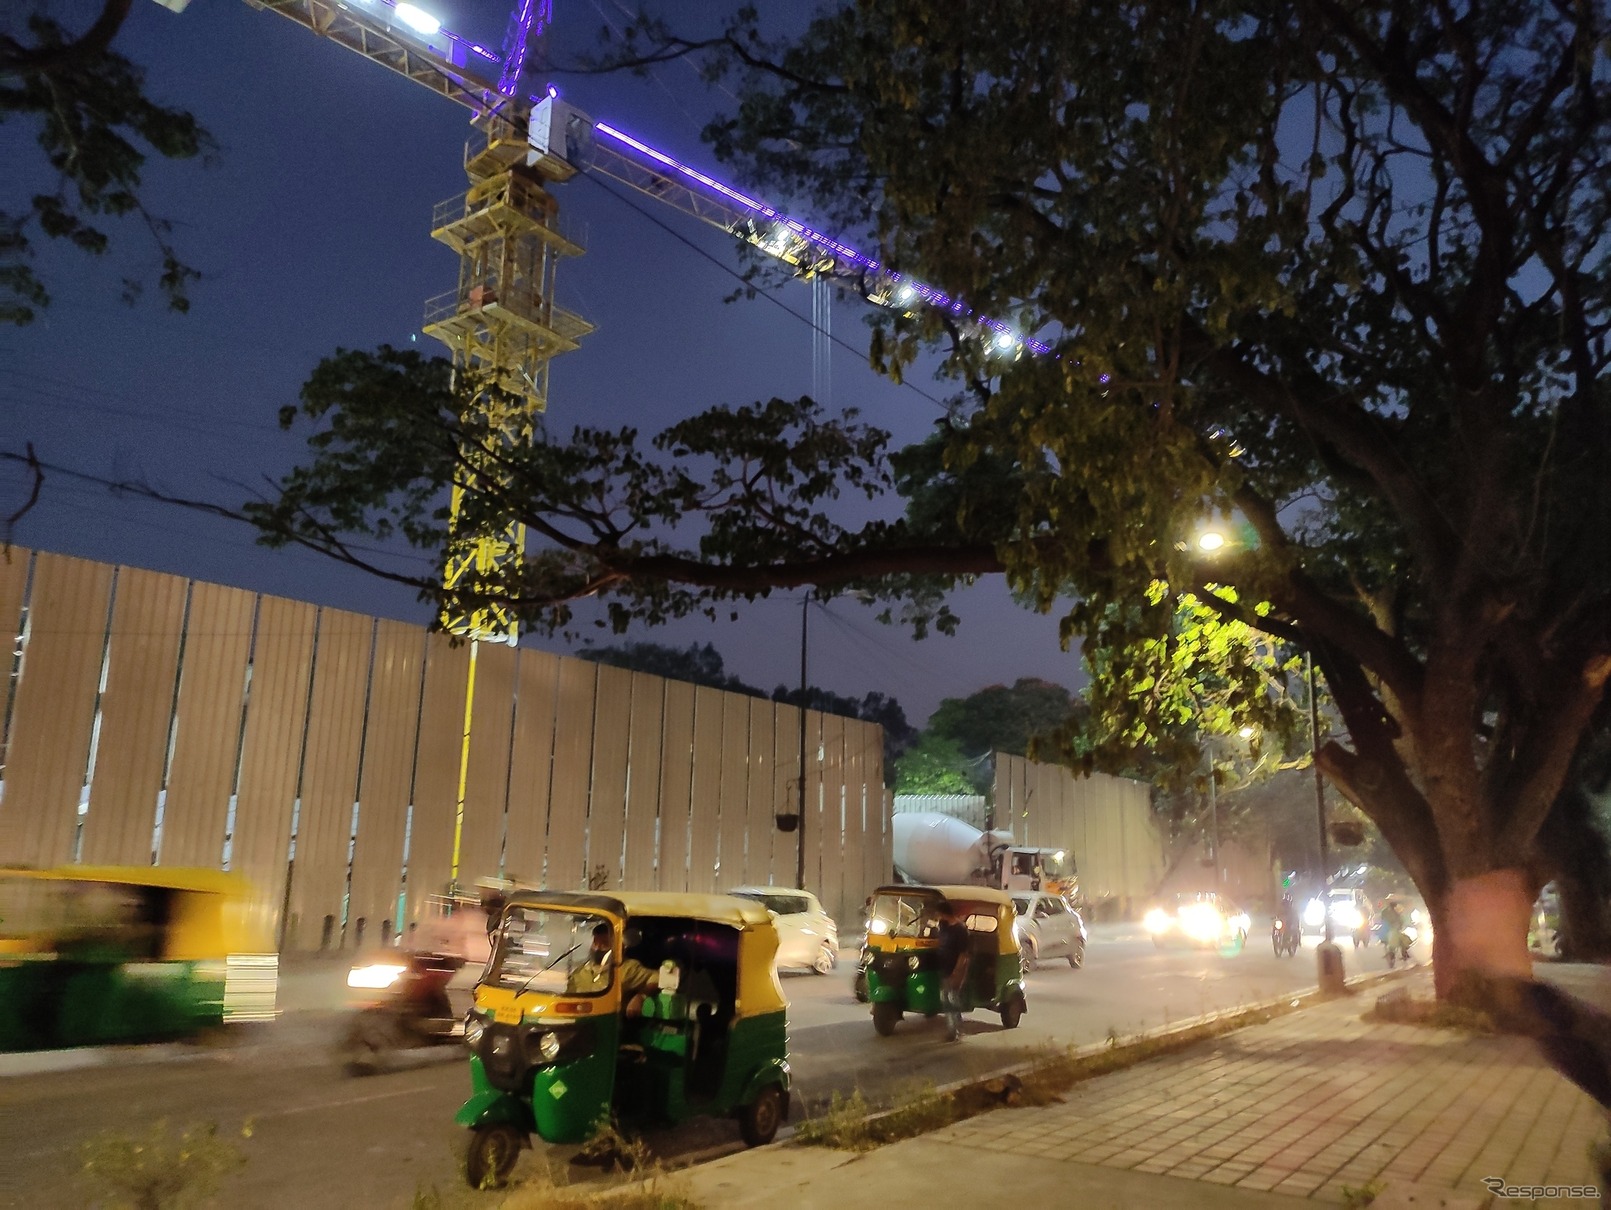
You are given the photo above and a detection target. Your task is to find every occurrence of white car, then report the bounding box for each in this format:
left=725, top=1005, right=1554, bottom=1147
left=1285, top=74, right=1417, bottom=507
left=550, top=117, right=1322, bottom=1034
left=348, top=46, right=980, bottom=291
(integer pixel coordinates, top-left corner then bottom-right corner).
left=1012, top=891, right=1087, bottom=969
left=729, top=886, right=839, bottom=974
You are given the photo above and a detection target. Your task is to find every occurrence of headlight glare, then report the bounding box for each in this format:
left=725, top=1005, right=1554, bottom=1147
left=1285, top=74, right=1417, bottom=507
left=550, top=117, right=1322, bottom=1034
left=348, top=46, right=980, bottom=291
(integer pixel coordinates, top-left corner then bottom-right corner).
left=465, top=1015, right=485, bottom=1045
left=347, top=963, right=406, bottom=990
left=537, top=1030, right=561, bottom=1062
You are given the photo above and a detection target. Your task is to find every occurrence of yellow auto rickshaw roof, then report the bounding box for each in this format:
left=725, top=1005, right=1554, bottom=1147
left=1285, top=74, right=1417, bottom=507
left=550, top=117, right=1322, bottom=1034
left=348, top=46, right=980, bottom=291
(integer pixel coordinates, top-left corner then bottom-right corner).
left=502, top=888, right=774, bottom=929
left=871, top=883, right=1016, bottom=909
left=42, top=865, right=260, bottom=897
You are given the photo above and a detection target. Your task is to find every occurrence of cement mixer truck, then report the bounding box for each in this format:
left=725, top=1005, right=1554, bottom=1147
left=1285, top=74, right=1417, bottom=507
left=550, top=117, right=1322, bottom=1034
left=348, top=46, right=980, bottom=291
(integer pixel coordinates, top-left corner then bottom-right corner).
left=890, top=812, right=1079, bottom=900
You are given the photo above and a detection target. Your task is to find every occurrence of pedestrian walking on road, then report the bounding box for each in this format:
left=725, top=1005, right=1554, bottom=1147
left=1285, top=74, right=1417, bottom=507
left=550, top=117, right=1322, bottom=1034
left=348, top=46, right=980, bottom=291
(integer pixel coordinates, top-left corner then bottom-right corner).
left=934, top=900, right=971, bottom=1043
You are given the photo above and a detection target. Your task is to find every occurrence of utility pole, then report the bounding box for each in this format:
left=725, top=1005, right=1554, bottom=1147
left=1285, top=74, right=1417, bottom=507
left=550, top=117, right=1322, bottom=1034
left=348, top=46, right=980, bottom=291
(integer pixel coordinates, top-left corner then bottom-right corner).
left=1207, top=761, right=1221, bottom=892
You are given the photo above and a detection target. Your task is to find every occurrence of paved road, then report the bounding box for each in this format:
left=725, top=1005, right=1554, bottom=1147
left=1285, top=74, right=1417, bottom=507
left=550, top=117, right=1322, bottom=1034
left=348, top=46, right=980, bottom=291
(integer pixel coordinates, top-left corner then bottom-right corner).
left=0, top=927, right=1402, bottom=1208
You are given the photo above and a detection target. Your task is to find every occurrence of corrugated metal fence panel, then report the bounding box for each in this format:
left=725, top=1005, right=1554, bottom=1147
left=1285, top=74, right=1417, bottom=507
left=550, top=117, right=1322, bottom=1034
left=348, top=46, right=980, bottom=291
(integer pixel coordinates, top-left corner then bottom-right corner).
left=770, top=702, right=800, bottom=888
left=0, top=553, right=113, bottom=866
left=545, top=657, right=596, bottom=891
left=503, top=648, right=558, bottom=886
left=285, top=609, right=373, bottom=949
left=458, top=642, right=517, bottom=886
left=80, top=567, right=187, bottom=866
left=586, top=664, right=632, bottom=890
left=230, top=594, right=316, bottom=936
left=622, top=672, right=665, bottom=889
left=836, top=721, right=865, bottom=927
left=685, top=686, right=724, bottom=894
left=816, top=713, right=846, bottom=926
left=407, top=634, right=471, bottom=920
left=160, top=581, right=254, bottom=869
left=656, top=680, right=695, bottom=892
left=0, top=547, right=28, bottom=664
left=717, top=693, right=750, bottom=891
left=802, top=711, right=825, bottom=893
left=347, top=620, right=425, bottom=936
left=742, top=698, right=775, bottom=888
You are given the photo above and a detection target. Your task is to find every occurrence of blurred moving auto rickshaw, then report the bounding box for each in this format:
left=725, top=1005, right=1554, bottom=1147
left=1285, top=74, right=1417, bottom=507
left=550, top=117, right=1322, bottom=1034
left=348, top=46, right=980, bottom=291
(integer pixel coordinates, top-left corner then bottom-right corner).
left=456, top=890, right=792, bottom=1189
left=862, top=884, right=1027, bottom=1037
left=0, top=866, right=276, bottom=1051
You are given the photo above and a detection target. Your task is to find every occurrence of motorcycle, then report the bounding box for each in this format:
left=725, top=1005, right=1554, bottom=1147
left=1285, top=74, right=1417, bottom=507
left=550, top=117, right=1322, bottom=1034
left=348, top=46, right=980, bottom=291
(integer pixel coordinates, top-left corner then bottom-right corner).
left=1272, top=917, right=1300, bottom=957
left=1384, top=924, right=1417, bottom=968
left=341, top=951, right=467, bottom=1075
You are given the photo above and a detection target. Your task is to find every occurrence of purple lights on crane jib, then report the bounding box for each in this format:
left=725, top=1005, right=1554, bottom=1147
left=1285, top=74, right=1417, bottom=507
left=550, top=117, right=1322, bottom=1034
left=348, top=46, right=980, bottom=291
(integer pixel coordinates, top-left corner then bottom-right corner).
left=589, top=122, right=1051, bottom=356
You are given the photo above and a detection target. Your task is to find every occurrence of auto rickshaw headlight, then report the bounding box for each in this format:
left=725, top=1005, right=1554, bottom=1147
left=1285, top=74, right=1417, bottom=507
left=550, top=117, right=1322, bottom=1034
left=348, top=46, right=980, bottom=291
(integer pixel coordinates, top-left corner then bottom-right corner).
left=465, top=1014, right=486, bottom=1046
left=537, top=1030, right=561, bottom=1062
left=907, top=956, right=920, bottom=971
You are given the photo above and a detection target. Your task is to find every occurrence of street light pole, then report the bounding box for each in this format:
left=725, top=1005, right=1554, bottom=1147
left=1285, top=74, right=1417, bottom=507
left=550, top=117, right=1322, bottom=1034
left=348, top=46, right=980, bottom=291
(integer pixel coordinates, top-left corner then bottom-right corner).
left=796, top=589, right=810, bottom=891
left=1207, top=760, right=1221, bottom=892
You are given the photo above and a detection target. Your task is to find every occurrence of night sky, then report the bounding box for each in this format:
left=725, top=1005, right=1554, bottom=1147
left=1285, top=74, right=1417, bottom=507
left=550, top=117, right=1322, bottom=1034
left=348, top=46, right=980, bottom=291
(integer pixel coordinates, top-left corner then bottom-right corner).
left=0, top=0, right=1081, bottom=727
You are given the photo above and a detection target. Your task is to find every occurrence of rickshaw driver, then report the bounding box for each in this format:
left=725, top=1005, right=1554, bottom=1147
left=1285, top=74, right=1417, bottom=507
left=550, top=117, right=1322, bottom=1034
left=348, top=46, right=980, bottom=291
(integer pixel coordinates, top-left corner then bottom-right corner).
left=567, top=922, right=660, bottom=1014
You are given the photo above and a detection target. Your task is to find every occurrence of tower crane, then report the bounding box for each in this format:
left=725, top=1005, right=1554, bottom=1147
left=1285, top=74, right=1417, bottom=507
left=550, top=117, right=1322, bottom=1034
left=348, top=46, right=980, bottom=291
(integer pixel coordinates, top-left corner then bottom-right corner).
left=219, top=0, right=1041, bottom=893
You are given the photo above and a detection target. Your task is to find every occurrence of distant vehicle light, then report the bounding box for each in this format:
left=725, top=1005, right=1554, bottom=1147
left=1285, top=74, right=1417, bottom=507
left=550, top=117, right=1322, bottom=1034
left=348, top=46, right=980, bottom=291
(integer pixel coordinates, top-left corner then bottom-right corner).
left=1144, top=908, right=1171, bottom=933
left=1302, top=899, right=1325, bottom=928
left=347, top=963, right=406, bottom=990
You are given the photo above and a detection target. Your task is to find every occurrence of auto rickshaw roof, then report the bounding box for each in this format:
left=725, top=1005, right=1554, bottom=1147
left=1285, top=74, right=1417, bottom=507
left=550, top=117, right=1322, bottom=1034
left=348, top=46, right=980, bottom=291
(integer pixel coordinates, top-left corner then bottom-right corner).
left=501, top=889, right=774, bottom=928
left=41, top=865, right=261, bottom=897
left=870, top=883, right=1015, bottom=909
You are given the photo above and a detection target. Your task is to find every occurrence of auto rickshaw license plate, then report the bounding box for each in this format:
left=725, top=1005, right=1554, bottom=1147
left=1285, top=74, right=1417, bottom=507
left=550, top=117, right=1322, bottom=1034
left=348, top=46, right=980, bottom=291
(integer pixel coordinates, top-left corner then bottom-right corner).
left=494, top=1004, right=522, bottom=1025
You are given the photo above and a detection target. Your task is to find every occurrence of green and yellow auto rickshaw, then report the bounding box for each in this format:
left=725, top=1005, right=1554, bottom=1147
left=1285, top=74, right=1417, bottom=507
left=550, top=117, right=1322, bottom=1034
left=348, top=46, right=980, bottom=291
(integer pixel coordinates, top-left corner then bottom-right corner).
left=863, top=883, right=1027, bottom=1037
left=0, top=865, right=277, bottom=1051
left=456, top=890, right=792, bottom=1188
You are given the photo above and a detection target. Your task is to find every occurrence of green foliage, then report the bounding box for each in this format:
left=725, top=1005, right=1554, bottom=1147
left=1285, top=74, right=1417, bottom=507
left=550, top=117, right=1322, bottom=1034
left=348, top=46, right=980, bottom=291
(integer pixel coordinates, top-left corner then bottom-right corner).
left=79, top=1118, right=247, bottom=1210
left=2, top=2, right=212, bottom=323
left=892, top=731, right=976, bottom=794
left=928, top=678, right=1082, bottom=761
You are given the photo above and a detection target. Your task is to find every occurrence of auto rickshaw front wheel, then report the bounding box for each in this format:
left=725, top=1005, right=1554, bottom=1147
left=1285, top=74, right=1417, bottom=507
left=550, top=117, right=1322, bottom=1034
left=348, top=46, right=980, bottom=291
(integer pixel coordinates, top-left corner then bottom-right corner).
left=465, top=1124, right=524, bottom=1190
left=872, top=1001, right=903, bottom=1036
left=739, top=1085, right=786, bottom=1147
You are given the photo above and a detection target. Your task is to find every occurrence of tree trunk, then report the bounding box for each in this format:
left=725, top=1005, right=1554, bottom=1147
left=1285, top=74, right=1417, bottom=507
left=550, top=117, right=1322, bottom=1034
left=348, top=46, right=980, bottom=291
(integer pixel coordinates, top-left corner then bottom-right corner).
left=1436, top=868, right=1535, bottom=1002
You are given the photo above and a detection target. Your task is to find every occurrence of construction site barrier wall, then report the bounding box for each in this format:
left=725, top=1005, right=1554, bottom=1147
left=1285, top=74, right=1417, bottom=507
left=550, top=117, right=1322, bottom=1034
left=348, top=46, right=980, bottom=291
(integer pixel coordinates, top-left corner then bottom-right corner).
left=993, top=753, right=1163, bottom=917
left=0, top=549, right=889, bottom=947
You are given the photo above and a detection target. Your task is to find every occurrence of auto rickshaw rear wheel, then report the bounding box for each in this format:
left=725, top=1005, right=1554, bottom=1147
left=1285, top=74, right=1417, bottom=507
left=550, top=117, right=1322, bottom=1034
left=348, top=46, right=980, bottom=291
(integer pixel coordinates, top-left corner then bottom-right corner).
left=872, top=1001, right=902, bottom=1036
left=739, top=1085, right=786, bottom=1147
left=1000, top=993, right=1025, bottom=1030
left=465, top=1124, right=524, bottom=1190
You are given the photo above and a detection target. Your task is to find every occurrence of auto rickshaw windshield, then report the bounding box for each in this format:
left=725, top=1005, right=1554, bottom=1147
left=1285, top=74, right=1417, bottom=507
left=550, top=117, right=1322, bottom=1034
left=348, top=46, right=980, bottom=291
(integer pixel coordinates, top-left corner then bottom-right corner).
left=867, top=892, right=933, bottom=939
left=489, top=908, right=614, bottom=996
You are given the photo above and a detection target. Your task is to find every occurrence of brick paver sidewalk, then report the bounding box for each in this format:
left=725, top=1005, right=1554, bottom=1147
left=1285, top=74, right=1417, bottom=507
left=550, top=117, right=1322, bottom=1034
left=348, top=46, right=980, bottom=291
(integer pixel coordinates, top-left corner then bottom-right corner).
left=943, top=969, right=1603, bottom=1203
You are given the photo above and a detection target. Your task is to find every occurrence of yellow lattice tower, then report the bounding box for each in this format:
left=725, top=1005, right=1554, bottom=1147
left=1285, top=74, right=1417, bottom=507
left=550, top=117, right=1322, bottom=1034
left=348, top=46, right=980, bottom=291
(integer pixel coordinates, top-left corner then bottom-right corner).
left=422, top=107, right=592, bottom=882
left=424, top=107, right=592, bottom=640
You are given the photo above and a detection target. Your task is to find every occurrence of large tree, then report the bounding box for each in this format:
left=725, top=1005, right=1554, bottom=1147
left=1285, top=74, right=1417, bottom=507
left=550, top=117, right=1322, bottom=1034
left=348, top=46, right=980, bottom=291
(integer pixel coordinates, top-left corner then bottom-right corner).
left=232, top=1, right=1608, bottom=998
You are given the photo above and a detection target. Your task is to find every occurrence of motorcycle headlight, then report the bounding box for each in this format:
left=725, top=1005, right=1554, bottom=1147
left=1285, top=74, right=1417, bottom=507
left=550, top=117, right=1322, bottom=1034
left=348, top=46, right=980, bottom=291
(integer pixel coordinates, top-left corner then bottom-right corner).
left=465, top=1014, right=485, bottom=1046
left=346, top=963, right=406, bottom=990
left=537, top=1030, right=561, bottom=1062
